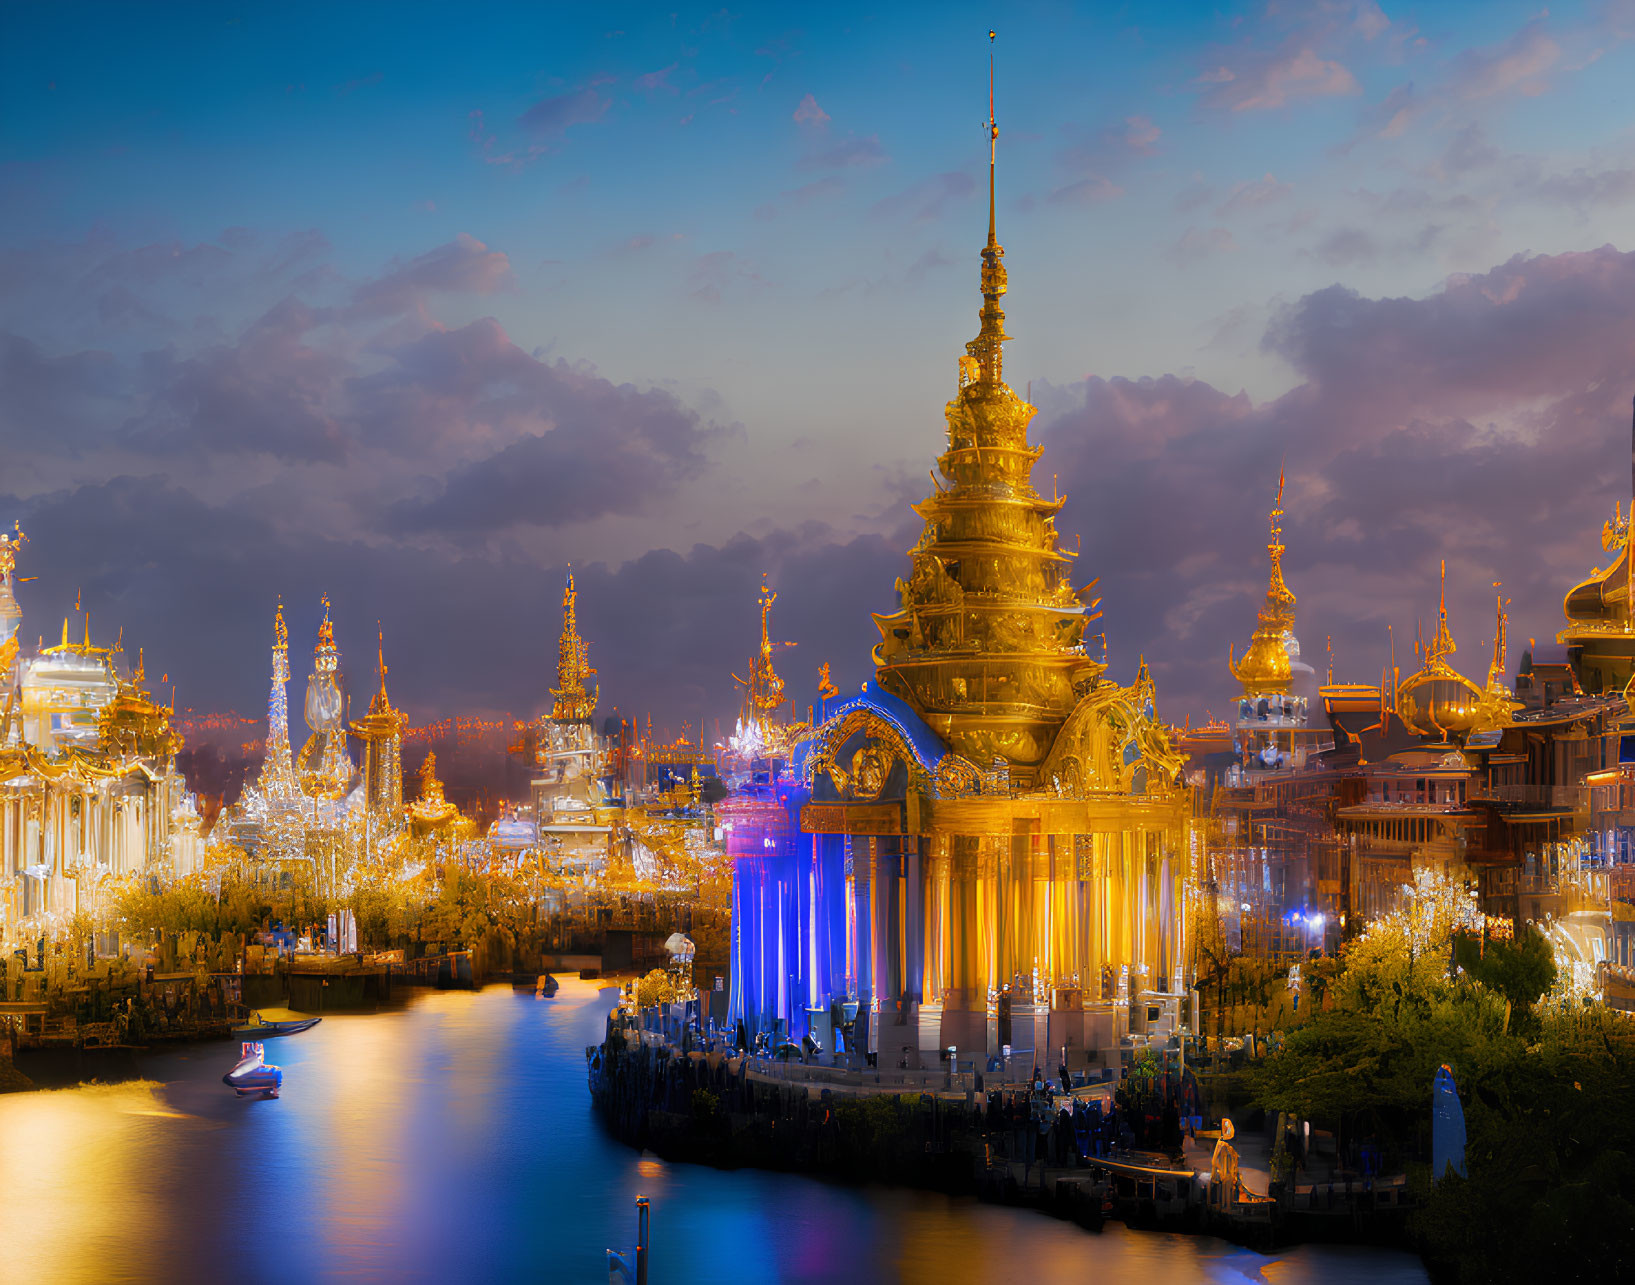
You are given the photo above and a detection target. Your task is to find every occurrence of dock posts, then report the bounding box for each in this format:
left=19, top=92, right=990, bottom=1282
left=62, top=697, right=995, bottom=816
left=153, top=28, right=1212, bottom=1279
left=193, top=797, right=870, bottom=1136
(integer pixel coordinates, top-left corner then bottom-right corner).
left=607, top=1194, right=650, bottom=1284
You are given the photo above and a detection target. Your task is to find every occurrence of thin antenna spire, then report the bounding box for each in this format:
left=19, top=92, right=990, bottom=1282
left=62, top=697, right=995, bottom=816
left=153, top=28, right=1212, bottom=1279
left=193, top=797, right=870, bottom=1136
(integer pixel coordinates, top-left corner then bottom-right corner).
left=988, top=29, right=997, bottom=246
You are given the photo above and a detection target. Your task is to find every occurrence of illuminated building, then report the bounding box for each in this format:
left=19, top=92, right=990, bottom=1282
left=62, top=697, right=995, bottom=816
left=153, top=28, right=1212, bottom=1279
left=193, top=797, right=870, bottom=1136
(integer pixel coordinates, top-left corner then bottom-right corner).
left=1226, top=473, right=1325, bottom=772
left=531, top=571, right=613, bottom=872
left=350, top=629, right=407, bottom=821
left=727, top=75, right=1190, bottom=1065
left=226, top=600, right=365, bottom=891
left=0, top=528, right=198, bottom=938
left=408, top=751, right=469, bottom=841
left=298, top=598, right=354, bottom=799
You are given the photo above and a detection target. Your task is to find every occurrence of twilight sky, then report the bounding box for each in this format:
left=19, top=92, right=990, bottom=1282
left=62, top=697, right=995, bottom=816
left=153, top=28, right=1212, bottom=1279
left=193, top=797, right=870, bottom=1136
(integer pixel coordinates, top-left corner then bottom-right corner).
left=5, top=1, right=1635, bottom=737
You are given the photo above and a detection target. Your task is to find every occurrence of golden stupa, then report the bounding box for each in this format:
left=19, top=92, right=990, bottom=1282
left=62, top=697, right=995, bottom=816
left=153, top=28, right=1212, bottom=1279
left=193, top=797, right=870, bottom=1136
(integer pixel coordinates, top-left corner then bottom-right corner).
left=98, top=646, right=182, bottom=761
left=870, top=86, right=1099, bottom=779
left=409, top=750, right=466, bottom=835
left=1397, top=561, right=1514, bottom=739
left=769, top=44, right=1189, bottom=1064
left=1228, top=471, right=1296, bottom=696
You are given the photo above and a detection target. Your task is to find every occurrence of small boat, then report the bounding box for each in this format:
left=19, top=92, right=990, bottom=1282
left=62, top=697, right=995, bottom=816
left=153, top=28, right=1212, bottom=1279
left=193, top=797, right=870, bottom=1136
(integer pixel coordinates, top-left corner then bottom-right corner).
left=536, top=972, right=559, bottom=997
left=223, top=1042, right=282, bottom=1097
left=232, top=1013, right=322, bottom=1039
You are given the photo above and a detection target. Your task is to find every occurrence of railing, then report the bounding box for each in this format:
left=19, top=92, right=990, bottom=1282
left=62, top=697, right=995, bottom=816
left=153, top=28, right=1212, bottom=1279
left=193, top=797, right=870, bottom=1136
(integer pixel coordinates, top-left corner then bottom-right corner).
left=1478, top=785, right=1590, bottom=810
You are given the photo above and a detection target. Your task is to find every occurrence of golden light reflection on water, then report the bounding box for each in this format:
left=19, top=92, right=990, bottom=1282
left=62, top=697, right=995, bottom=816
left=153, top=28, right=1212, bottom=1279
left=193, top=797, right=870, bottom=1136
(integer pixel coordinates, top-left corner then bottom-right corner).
left=0, top=1081, right=211, bottom=1282
left=0, top=986, right=1426, bottom=1284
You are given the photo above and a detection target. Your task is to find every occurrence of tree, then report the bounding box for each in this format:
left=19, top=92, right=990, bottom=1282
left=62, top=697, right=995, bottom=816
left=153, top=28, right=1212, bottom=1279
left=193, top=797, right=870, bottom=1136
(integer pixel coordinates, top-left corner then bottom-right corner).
left=635, top=968, right=676, bottom=1009
left=1454, top=926, right=1557, bottom=1019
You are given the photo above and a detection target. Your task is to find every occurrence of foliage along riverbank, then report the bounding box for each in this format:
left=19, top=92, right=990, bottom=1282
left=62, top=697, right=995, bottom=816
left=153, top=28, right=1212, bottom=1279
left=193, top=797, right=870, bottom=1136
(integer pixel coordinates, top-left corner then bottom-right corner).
left=1246, top=890, right=1635, bottom=1280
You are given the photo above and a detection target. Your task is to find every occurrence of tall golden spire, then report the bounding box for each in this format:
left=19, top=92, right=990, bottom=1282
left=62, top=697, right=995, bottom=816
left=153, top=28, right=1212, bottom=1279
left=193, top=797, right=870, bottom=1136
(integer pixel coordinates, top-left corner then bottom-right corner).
left=869, top=38, right=1099, bottom=774
left=1426, top=559, right=1457, bottom=669
left=550, top=568, right=597, bottom=723
left=968, top=29, right=1009, bottom=390
left=369, top=626, right=393, bottom=716
left=350, top=624, right=407, bottom=817
left=1487, top=582, right=1511, bottom=693
left=735, top=575, right=791, bottom=723
left=1229, top=467, right=1298, bottom=695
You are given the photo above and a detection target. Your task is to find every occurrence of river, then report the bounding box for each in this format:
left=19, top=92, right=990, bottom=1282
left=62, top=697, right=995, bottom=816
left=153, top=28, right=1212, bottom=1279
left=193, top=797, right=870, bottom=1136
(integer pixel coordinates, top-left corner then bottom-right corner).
left=0, top=979, right=1430, bottom=1283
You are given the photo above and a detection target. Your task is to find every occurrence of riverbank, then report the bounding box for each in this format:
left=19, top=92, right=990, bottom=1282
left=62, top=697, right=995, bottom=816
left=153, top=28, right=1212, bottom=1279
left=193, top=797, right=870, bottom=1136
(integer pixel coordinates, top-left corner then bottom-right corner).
left=587, top=1008, right=1423, bottom=1261
left=0, top=945, right=556, bottom=1092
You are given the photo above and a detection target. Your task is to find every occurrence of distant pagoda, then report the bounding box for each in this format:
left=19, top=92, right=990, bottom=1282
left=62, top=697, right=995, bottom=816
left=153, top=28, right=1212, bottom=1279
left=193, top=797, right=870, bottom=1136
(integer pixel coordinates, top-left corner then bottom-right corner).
left=350, top=629, right=407, bottom=819
left=550, top=570, right=597, bottom=725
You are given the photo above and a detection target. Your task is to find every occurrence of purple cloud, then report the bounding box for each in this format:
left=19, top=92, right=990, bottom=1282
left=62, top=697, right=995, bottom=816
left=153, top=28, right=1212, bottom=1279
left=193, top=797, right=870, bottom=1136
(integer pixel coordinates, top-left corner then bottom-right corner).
left=518, top=86, right=611, bottom=136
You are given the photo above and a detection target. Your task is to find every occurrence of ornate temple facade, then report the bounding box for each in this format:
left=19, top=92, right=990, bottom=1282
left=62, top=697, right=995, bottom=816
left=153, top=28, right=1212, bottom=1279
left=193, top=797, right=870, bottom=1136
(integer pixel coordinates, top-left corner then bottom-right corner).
left=530, top=572, right=614, bottom=872
left=1193, top=412, right=1635, bottom=1001
left=0, top=529, right=199, bottom=940
left=350, top=630, right=408, bottom=822
left=727, top=95, right=1189, bottom=1065
left=224, top=601, right=374, bottom=891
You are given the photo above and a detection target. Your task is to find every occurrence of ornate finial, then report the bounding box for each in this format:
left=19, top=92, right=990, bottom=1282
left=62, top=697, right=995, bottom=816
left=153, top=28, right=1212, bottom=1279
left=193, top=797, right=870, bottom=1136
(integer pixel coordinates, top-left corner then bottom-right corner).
left=733, top=574, right=793, bottom=730
left=274, top=599, right=288, bottom=651
left=1488, top=582, right=1510, bottom=691
left=367, top=624, right=395, bottom=717
left=134, top=646, right=145, bottom=685
left=0, top=521, right=27, bottom=585
left=1428, top=559, right=1456, bottom=666
left=965, top=28, right=1009, bottom=389
left=317, top=595, right=334, bottom=650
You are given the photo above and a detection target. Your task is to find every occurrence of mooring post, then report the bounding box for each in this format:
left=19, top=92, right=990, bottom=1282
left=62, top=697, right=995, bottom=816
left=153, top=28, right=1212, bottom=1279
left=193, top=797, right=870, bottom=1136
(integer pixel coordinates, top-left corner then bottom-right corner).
left=635, top=1194, right=650, bottom=1285
left=607, top=1194, right=651, bottom=1283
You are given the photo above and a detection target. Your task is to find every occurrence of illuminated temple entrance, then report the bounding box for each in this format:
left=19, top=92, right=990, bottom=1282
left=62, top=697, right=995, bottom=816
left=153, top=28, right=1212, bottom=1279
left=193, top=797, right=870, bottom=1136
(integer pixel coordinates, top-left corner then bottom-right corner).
left=728, top=81, right=1189, bottom=1067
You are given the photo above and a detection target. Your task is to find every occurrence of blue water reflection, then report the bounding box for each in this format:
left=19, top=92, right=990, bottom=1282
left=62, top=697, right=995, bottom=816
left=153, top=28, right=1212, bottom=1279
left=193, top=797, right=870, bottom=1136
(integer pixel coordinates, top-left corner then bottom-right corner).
left=0, top=979, right=1430, bottom=1284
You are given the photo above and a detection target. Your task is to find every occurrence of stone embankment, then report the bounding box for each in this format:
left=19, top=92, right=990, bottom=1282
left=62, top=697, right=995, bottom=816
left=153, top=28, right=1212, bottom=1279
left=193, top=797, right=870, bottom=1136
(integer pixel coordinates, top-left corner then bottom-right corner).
left=588, top=1010, right=1421, bottom=1252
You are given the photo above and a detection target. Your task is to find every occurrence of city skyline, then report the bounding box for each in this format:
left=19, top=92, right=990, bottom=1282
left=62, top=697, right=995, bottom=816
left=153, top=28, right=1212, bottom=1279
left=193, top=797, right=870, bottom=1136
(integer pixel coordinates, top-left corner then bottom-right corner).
left=6, top=2, right=1635, bottom=730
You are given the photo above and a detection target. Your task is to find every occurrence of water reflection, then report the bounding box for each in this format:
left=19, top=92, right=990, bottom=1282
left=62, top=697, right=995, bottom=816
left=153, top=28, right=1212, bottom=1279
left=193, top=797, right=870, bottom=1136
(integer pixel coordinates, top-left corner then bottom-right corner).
left=0, top=980, right=1428, bottom=1284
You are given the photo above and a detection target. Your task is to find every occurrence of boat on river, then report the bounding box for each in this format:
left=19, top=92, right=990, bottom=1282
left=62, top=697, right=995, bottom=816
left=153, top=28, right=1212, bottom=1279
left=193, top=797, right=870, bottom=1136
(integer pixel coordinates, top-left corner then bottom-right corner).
left=222, top=1042, right=282, bottom=1097
left=232, top=1012, right=322, bottom=1039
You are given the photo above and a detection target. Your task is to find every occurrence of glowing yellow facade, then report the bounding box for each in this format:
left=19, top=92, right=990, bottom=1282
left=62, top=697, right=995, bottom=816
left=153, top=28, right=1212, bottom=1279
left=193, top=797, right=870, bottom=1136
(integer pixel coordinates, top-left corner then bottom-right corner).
left=350, top=631, right=407, bottom=819
left=0, top=533, right=197, bottom=939
left=734, top=71, right=1191, bottom=1063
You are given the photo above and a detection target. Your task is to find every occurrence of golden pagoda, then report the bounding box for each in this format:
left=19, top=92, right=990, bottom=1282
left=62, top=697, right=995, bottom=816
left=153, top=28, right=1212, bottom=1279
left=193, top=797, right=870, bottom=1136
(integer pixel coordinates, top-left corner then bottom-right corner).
left=751, top=43, right=1189, bottom=1065
left=1398, top=562, right=1514, bottom=739
left=349, top=628, right=407, bottom=819
left=1229, top=471, right=1296, bottom=697
left=870, top=73, right=1098, bottom=779
left=98, top=647, right=182, bottom=762
left=1558, top=399, right=1635, bottom=693
left=550, top=570, right=597, bottom=724
left=409, top=750, right=465, bottom=835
